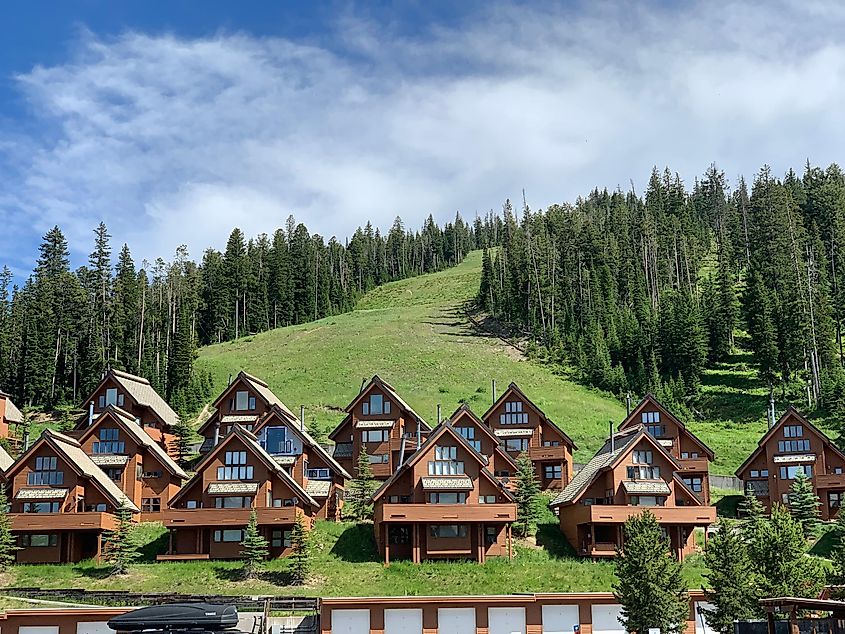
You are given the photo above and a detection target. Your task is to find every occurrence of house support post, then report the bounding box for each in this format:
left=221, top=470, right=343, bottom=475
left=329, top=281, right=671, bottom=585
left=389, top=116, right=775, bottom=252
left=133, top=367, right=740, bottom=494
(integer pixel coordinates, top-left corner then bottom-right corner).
left=507, top=524, right=513, bottom=561
left=384, top=525, right=390, bottom=567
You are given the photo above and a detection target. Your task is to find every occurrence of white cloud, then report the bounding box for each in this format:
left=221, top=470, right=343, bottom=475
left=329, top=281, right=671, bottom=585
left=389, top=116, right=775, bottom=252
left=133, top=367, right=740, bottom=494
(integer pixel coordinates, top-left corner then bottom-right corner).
left=3, top=0, right=845, bottom=270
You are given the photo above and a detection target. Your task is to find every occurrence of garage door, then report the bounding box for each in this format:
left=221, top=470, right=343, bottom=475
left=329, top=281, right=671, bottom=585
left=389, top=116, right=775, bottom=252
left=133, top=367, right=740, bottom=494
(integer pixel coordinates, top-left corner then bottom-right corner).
left=542, top=604, right=580, bottom=634
left=489, top=607, right=526, bottom=634
left=331, top=609, right=370, bottom=634
left=77, top=623, right=113, bottom=634
left=385, top=608, right=423, bottom=634
left=20, top=629, right=59, bottom=634
left=591, top=604, right=624, bottom=634
left=695, top=602, right=717, bottom=634
left=438, top=607, right=476, bottom=634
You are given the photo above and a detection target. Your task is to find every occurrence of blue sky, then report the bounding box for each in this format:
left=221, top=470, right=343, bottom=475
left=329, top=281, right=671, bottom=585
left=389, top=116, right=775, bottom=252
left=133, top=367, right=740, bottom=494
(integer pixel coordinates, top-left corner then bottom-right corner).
left=2, top=1, right=845, bottom=276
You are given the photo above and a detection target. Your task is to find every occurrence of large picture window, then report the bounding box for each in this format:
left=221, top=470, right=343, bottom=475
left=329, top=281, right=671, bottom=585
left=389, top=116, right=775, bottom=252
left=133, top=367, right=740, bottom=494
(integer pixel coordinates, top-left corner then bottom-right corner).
left=430, top=525, right=467, bottom=538
left=213, top=529, right=244, bottom=543
left=428, top=492, right=466, bottom=504
left=779, top=464, right=813, bottom=480
left=427, top=446, right=464, bottom=475
left=28, top=456, right=63, bottom=485
left=216, top=451, right=253, bottom=480
left=500, top=401, right=528, bottom=425
left=505, top=438, right=529, bottom=453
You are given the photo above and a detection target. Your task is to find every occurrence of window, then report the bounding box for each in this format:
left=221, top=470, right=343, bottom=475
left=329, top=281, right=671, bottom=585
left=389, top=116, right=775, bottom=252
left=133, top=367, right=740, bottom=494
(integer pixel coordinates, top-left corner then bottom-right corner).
left=495, top=470, right=511, bottom=478
left=761, top=469, right=769, bottom=477
left=429, top=492, right=466, bottom=504
left=271, top=529, right=292, bottom=548
left=235, top=391, right=249, bottom=411
left=641, top=411, right=661, bottom=424
left=215, top=496, right=251, bottom=509
left=778, top=439, right=811, bottom=453
left=837, top=468, right=844, bottom=475
left=542, top=440, right=560, bottom=447
left=430, top=525, right=468, bottom=538
left=28, top=456, right=63, bottom=485
left=21, top=534, right=58, bottom=547
left=500, top=401, right=529, bottom=425
left=505, top=438, right=529, bottom=453
left=23, top=502, right=59, bottom=513
left=627, top=465, right=661, bottom=479
left=630, top=496, right=666, bottom=506
left=683, top=477, right=703, bottom=493
left=633, top=450, right=653, bottom=464
left=645, top=425, right=666, bottom=437
left=457, top=427, right=481, bottom=451
left=105, top=388, right=118, bottom=406
left=363, top=393, right=390, bottom=416
left=830, top=492, right=842, bottom=508
left=387, top=495, right=411, bottom=503
left=264, top=427, right=293, bottom=455
left=784, top=425, right=804, bottom=438
left=141, top=498, right=161, bottom=513
left=186, top=500, right=199, bottom=509
left=544, top=464, right=562, bottom=480
left=306, top=468, right=331, bottom=480
left=478, top=495, right=497, bottom=504
left=93, top=427, right=126, bottom=454
left=213, top=529, right=244, bottom=543
left=485, top=526, right=498, bottom=545
left=217, top=451, right=253, bottom=480
left=142, top=470, right=163, bottom=479
left=363, top=429, right=388, bottom=443
left=750, top=470, right=759, bottom=478
left=104, top=467, right=123, bottom=481
left=389, top=526, right=411, bottom=544
left=428, top=446, right=464, bottom=475
left=368, top=454, right=389, bottom=464
left=780, top=465, right=813, bottom=480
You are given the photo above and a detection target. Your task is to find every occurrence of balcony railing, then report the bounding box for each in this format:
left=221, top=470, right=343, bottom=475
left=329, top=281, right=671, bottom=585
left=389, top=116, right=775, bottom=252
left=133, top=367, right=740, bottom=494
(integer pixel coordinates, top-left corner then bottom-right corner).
left=816, top=473, right=845, bottom=489
left=376, top=503, right=517, bottom=523
left=162, top=507, right=299, bottom=527
left=10, top=512, right=118, bottom=532
left=528, top=445, right=568, bottom=461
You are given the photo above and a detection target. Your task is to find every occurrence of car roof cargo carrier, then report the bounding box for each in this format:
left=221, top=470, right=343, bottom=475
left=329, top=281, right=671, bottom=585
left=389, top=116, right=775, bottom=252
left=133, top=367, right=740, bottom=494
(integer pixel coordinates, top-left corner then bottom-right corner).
left=108, top=603, right=240, bottom=633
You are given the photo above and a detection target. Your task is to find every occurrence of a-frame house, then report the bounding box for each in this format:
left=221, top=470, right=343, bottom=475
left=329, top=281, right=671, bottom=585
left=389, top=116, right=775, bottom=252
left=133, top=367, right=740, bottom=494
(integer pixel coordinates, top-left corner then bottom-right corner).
left=329, top=375, right=431, bottom=480
left=371, top=421, right=516, bottom=565
left=736, top=406, right=845, bottom=520
left=158, top=425, right=317, bottom=560
left=481, top=382, right=576, bottom=490
left=252, top=404, right=350, bottom=520
left=618, top=394, right=715, bottom=503
left=446, top=404, right=518, bottom=486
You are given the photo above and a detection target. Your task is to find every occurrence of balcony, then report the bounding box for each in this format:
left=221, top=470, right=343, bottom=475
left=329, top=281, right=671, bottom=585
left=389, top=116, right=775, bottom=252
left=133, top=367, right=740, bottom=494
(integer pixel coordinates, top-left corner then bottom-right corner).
left=529, top=445, right=568, bottom=462
left=10, top=512, right=118, bottom=532
left=162, top=507, right=298, bottom=528
left=589, top=542, right=618, bottom=557
left=676, top=457, right=709, bottom=473
left=389, top=435, right=420, bottom=453
left=376, top=503, right=517, bottom=523
left=564, top=504, right=715, bottom=526
left=816, top=473, right=845, bottom=489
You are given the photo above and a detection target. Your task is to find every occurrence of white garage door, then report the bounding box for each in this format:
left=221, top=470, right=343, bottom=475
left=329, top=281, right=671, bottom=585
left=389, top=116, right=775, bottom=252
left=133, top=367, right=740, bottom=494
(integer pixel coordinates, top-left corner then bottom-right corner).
left=331, top=609, right=370, bottom=634
left=385, top=609, right=423, bottom=634
left=591, top=604, right=624, bottom=634
left=489, top=607, right=526, bottom=634
left=77, top=623, right=113, bottom=634
left=695, top=602, right=717, bottom=634
left=20, top=628, right=59, bottom=634
left=438, top=607, right=476, bottom=634
left=542, top=604, right=580, bottom=634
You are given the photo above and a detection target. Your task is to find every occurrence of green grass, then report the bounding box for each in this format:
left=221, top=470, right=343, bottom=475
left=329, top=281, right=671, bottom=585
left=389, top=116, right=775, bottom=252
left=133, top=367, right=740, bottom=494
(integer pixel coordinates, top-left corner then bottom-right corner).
left=5, top=518, right=707, bottom=598
left=197, top=251, right=626, bottom=462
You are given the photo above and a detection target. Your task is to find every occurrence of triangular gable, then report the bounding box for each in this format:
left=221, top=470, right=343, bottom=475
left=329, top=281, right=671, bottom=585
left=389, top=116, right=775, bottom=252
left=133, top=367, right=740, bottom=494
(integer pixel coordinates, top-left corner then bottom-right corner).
left=482, top=382, right=576, bottom=449
left=672, top=473, right=704, bottom=506
left=212, top=371, right=299, bottom=422
left=342, top=375, right=431, bottom=429
left=371, top=421, right=513, bottom=503
left=80, top=369, right=179, bottom=429
left=78, top=405, right=187, bottom=479
left=5, top=430, right=139, bottom=511
left=0, top=443, right=13, bottom=472
left=169, top=425, right=317, bottom=508
left=621, top=393, right=714, bottom=460
left=447, top=404, right=499, bottom=443
left=735, top=405, right=845, bottom=477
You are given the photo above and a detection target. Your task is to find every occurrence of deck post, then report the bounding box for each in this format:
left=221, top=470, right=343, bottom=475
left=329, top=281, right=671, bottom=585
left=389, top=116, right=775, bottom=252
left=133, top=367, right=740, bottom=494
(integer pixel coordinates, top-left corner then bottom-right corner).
left=384, top=525, right=390, bottom=567
left=96, top=532, right=102, bottom=563
left=412, top=523, right=420, bottom=564
left=507, top=524, right=513, bottom=561
left=789, top=608, right=799, bottom=634
left=168, top=529, right=174, bottom=554
left=766, top=611, right=776, bottom=634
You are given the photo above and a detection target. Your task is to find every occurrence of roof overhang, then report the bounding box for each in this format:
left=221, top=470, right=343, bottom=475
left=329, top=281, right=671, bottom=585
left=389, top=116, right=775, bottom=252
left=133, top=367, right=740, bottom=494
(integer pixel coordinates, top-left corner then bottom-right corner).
left=773, top=454, right=816, bottom=464
left=207, top=482, right=259, bottom=495
left=355, top=420, right=395, bottom=430
left=421, top=476, right=474, bottom=490
left=494, top=428, right=534, bottom=438
left=621, top=480, right=671, bottom=495
left=16, top=488, right=69, bottom=500
left=89, top=455, right=130, bottom=466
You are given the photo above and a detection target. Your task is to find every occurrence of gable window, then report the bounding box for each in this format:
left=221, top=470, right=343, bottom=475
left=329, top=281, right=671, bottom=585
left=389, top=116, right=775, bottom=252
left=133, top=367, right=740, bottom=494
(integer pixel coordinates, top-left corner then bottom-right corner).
left=362, top=429, right=389, bottom=443
left=632, top=450, right=653, bottom=464
left=784, top=425, right=804, bottom=438
left=456, top=427, right=482, bottom=452
left=214, top=496, right=252, bottom=509
left=428, top=446, right=464, bottom=475
left=429, top=492, right=467, bottom=504
left=216, top=451, right=253, bottom=480
left=683, top=477, right=702, bottom=493
left=213, top=529, right=244, bottom=543
left=641, top=411, right=660, bottom=424
left=544, top=464, right=562, bottom=480
left=23, top=501, right=60, bottom=513
left=234, top=391, right=250, bottom=411
left=430, top=524, right=467, bottom=538
left=141, top=498, right=161, bottom=513
left=362, top=393, right=390, bottom=416
left=627, top=465, right=661, bottom=480
left=104, top=467, right=123, bottom=482
left=500, top=401, right=528, bottom=425
left=271, top=529, right=292, bottom=548
left=28, top=456, right=63, bottom=486
left=505, top=438, right=529, bottom=453
left=779, top=465, right=813, bottom=480
left=645, top=425, right=666, bottom=437
left=93, top=428, right=125, bottom=454
left=264, top=427, right=293, bottom=455
left=777, top=439, right=811, bottom=453
left=478, top=495, right=497, bottom=504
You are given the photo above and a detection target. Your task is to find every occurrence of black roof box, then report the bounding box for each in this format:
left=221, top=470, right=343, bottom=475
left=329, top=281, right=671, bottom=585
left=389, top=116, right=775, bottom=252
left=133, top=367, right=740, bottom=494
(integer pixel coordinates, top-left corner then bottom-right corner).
left=108, top=603, right=239, bottom=632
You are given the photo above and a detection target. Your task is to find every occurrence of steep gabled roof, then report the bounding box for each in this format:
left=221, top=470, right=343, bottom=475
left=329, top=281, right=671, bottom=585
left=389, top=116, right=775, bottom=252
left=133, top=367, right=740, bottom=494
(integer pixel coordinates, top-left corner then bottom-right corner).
left=0, top=392, right=23, bottom=424
left=549, top=425, right=682, bottom=508
left=371, top=421, right=514, bottom=504
left=169, top=425, right=317, bottom=507
left=343, top=375, right=431, bottom=428
left=78, top=405, right=187, bottom=479
left=620, top=393, right=714, bottom=460
left=0, top=443, right=13, bottom=472
left=735, top=405, right=845, bottom=477
left=253, top=405, right=351, bottom=480
left=481, top=382, right=577, bottom=449
left=446, top=404, right=518, bottom=470
left=6, top=429, right=139, bottom=512
left=82, top=369, right=179, bottom=429
left=212, top=371, right=299, bottom=421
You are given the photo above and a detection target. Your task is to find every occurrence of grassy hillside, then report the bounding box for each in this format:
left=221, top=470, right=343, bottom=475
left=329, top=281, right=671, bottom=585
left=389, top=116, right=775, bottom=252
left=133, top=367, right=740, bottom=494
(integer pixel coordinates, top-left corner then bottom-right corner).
left=197, top=251, right=625, bottom=463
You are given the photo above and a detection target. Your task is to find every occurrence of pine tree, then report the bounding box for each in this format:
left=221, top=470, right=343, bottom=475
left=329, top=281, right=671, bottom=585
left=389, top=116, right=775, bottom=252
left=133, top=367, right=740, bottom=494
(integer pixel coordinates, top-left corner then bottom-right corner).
left=240, top=509, right=269, bottom=580
left=828, top=510, right=845, bottom=585
left=513, top=452, right=541, bottom=538
left=288, top=512, right=311, bottom=585
left=614, top=511, right=689, bottom=634
left=171, top=415, right=195, bottom=467
left=479, top=248, right=494, bottom=312
left=702, top=521, right=761, bottom=633
left=787, top=471, right=821, bottom=538
left=102, top=504, right=138, bottom=575
left=0, top=486, right=18, bottom=570
left=345, top=450, right=377, bottom=521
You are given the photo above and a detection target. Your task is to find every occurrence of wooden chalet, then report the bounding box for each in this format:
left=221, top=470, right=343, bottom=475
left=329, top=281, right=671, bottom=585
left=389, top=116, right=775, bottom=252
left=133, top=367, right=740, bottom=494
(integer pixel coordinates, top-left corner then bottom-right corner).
left=446, top=404, right=518, bottom=486
left=736, top=406, right=845, bottom=520
left=371, top=421, right=516, bottom=565
left=76, top=369, right=178, bottom=456
left=0, top=391, right=23, bottom=443
left=550, top=425, right=715, bottom=561
left=197, top=371, right=299, bottom=453
left=618, top=394, right=715, bottom=504
left=481, top=382, right=576, bottom=490
left=329, top=375, right=431, bottom=480
left=76, top=405, right=188, bottom=520
left=158, top=425, right=317, bottom=561
left=2, top=429, right=138, bottom=564
left=252, top=404, right=351, bottom=520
